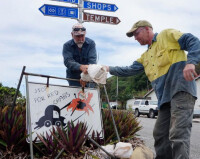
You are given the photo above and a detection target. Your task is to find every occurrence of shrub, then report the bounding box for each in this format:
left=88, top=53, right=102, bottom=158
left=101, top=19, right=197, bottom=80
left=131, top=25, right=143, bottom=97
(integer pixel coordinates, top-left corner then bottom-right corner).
left=36, top=121, right=90, bottom=158
left=102, top=109, right=142, bottom=144
left=0, top=106, right=29, bottom=156
left=0, top=106, right=142, bottom=158
left=34, top=128, right=62, bottom=159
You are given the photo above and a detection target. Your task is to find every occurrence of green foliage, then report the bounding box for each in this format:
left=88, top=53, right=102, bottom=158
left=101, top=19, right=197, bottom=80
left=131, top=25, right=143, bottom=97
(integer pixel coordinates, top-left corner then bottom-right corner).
left=101, top=72, right=152, bottom=108
left=0, top=83, right=23, bottom=107
left=102, top=109, right=142, bottom=144
left=0, top=106, right=142, bottom=158
left=0, top=106, right=28, bottom=154
left=16, top=96, right=26, bottom=107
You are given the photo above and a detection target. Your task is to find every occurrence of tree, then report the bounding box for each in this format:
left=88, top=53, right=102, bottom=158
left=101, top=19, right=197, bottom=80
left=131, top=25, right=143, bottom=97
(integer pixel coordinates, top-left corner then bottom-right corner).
left=101, top=72, right=152, bottom=109
left=0, top=83, right=24, bottom=107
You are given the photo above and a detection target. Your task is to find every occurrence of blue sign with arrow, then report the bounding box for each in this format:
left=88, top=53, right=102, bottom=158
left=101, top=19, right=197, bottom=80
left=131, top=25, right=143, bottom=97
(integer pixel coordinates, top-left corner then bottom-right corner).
left=39, top=4, right=78, bottom=19
left=50, top=0, right=78, bottom=4
left=83, top=1, right=118, bottom=12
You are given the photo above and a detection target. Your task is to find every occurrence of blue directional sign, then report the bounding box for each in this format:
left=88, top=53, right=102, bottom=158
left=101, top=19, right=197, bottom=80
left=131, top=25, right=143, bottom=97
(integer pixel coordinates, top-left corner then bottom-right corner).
left=39, top=4, right=78, bottom=19
left=50, top=0, right=78, bottom=4
left=83, top=1, right=118, bottom=12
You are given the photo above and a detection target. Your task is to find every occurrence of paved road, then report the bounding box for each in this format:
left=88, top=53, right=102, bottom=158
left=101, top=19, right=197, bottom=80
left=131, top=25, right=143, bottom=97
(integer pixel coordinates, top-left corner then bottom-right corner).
left=137, top=116, right=200, bottom=159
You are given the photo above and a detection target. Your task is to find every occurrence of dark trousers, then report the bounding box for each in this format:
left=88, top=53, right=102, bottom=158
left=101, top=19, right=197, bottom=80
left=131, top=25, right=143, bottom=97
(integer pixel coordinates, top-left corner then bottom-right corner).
left=153, top=92, right=195, bottom=159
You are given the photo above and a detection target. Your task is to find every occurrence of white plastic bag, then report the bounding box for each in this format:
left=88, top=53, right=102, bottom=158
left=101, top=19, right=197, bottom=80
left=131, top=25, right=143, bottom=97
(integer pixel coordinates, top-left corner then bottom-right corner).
left=80, top=73, right=92, bottom=82
left=81, top=64, right=107, bottom=84
left=99, top=142, right=133, bottom=159
left=114, top=142, right=133, bottom=158
left=100, top=144, right=115, bottom=156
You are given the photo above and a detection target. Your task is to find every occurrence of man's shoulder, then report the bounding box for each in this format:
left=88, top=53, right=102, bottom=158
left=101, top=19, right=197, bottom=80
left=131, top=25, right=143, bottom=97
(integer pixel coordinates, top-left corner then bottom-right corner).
left=85, top=37, right=95, bottom=44
left=159, top=29, right=183, bottom=36
left=64, top=39, right=74, bottom=46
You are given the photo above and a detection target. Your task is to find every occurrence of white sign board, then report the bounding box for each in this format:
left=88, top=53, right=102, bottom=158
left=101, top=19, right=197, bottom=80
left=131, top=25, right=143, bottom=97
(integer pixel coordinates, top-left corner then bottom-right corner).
left=26, top=82, right=103, bottom=141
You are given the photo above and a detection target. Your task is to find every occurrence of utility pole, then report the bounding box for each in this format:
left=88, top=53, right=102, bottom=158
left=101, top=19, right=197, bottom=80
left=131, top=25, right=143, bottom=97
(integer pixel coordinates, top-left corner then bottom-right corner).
left=116, top=76, right=118, bottom=109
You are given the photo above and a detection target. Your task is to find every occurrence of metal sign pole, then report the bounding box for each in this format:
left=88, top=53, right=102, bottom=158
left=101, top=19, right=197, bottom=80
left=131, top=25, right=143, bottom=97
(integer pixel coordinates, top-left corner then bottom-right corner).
left=78, top=0, right=83, bottom=23
left=25, top=75, right=34, bottom=159
left=103, top=85, right=120, bottom=142
left=87, top=136, right=116, bottom=159
left=11, top=66, right=26, bottom=113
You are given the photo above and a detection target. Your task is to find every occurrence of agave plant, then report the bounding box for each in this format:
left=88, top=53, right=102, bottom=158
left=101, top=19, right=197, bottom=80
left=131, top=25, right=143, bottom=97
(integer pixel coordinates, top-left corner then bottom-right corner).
left=34, top=127, right=62, bottom=158
left=102, top=109, right=142, bottom=144
left=85, top=130, right=104, bottom=149
left=0, top=106, right=29, bottom=155
left=52, top=120, right=90, bottom=157
left=35, top=120, right=90, bottom=157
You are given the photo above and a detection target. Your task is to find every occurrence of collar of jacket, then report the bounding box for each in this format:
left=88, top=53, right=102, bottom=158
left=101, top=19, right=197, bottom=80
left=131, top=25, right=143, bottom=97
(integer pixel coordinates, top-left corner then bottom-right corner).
left=148, top=33, right=158, bottom=48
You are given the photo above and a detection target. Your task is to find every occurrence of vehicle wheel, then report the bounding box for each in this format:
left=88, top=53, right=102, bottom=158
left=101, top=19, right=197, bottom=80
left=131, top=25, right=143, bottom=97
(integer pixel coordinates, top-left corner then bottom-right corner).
left=149, top=110, right=155, bottom=118
left=55, top=121, right=61, bottom=127
left=44, top=120, right=52, bottom=127
left=134, top=109, right=140, bottom=117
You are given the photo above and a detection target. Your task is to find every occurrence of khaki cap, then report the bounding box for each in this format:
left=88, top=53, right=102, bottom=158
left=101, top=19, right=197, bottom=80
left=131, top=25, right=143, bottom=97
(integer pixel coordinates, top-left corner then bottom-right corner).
left=126, top=20, right=153, bottom=37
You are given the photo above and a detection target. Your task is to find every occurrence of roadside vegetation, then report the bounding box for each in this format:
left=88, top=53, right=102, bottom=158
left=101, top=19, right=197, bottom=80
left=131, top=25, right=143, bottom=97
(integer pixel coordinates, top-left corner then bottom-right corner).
left=0, top=105, right=142, bottom=158
left=0, top=82, right=142, bottom=158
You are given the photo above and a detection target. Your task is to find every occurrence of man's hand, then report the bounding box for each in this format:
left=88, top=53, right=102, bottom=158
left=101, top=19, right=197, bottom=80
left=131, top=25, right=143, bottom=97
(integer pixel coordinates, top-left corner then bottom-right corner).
left=183, top=64, right=198, bottom=81
left=80, top=65, right=89, bottom=74
left=103, top=65, right=109, bottom=72
left=80, top=79, right=87, bottom=87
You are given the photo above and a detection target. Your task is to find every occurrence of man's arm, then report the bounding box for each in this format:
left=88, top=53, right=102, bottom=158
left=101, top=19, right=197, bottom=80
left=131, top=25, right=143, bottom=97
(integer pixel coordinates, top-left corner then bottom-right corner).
left=109, top=61, right=144, bottom=77
left=178, top=33, right=200, bottom=81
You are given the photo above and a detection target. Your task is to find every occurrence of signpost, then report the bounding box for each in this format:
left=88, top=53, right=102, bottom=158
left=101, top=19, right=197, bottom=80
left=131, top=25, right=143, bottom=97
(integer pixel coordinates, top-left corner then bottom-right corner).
left=83, top=1, right=118, bottom=12
left=39, top=4, right=78, bottom=19
left=83, top=12, right=120, bottom=25
left=39, top=0, right=120, bottom=24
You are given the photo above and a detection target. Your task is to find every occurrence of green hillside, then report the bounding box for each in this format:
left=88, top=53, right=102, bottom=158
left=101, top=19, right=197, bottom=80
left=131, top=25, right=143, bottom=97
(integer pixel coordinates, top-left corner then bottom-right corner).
left=100, top=72, right=152, bottom=109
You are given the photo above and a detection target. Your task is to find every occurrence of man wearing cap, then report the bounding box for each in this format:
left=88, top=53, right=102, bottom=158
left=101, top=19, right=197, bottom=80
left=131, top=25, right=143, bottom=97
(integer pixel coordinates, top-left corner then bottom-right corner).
left=105, top=20, right=200, bottom=159
left=62, top=23, right=97, bottom=87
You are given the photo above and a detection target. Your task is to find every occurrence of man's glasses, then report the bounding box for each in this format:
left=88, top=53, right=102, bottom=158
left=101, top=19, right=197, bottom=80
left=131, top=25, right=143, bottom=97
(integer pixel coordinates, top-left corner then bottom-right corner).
left=73, top=27, right=86, bottom=31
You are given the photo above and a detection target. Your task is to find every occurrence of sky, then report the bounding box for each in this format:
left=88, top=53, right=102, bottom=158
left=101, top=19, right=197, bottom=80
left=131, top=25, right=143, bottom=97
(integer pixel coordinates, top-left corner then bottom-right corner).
left=1, top=0, right=200, bottom=95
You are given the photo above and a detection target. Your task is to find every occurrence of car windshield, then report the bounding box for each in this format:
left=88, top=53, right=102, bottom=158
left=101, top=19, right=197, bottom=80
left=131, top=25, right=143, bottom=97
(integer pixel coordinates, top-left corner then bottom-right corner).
left=149, top=101, right=158, bottom=105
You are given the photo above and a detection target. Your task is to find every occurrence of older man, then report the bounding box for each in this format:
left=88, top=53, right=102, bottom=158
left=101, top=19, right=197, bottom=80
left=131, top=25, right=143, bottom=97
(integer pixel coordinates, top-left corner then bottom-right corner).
left=62, top=23, right=97, bottom=87
left=105, top=20, right=200, bottom=159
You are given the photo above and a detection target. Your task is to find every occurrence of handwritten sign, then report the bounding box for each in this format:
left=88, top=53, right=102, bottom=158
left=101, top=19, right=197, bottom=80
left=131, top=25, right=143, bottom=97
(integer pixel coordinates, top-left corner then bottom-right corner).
left=26, top=82, right=103, bottom=141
